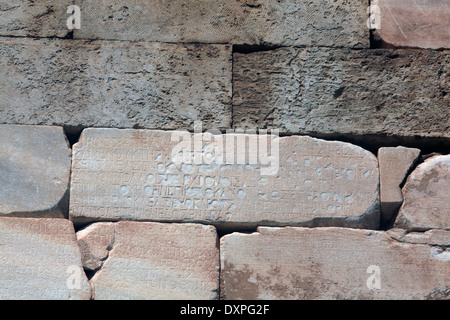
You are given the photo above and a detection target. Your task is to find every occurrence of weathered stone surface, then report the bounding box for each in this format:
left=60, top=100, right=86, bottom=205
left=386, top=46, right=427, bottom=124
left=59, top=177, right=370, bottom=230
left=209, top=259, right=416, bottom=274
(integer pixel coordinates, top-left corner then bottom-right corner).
left=70, top=128, right=380, bottom=229
left=387, top=228, right=450, bottom=246
left=233, top=47, right=450, bottom=139
left=221, top=227, right=450, bottom=300
left=86, top=221, right=219, bottom=300
left=74, top=0, right=368, bottom=48
left=0, top=1, right=71, bottom=38
left=372, top=0, right=450, bottom=49
left=76, top=222, right=115, bottom=271
left=0, top=125, right=71, bottom=218
left=395, top=155, right=450, bottom=231
left=0, top=217, right=91, bottom=300
left=0, top=38, right=231, bottom=132
left=378, top=147, right=421, bottom=222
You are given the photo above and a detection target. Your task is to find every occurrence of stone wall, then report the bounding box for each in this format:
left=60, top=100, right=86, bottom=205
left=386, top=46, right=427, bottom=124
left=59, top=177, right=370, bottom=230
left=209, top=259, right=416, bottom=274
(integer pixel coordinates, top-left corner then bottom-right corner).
left=0, top=0, right=448, bottom=300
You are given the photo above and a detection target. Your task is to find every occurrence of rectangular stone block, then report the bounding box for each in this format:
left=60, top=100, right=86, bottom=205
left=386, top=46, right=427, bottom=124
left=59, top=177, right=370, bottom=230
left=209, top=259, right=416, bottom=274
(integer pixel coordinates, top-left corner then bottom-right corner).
left=70, top=128, right=380, bottom=229
left=74, top=0, right=369, bottom=48
left=377, top=147, right=420, bottom=223
left=0, top=0, right=72, bottom=38
left=0, top=125, right=71, bottom=218
left=79, top=221, right=219, bottom=300
left=0, top=37, right=231, bottom=132
left=221, top=227, right=450, bottom=299
left=0, top=217, right=91, bottom=300
left=233, top=47, right=450, bottom=140
left=372, top=0, right=450, bottom=49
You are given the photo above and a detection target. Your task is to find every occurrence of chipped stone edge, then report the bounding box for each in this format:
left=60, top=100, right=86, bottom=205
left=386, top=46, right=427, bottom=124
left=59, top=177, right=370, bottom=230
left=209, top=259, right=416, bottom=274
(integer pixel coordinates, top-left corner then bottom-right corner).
left=78, top=221, right=220, bottom=300
left=395, top=155, right=450, bottom=231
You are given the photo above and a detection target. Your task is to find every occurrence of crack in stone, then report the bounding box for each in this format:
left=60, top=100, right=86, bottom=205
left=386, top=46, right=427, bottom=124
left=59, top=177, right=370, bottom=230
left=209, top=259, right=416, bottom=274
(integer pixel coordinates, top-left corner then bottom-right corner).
left=387, top=229, right=450, bottom=250
left=91, top=231, right=115, bottom=300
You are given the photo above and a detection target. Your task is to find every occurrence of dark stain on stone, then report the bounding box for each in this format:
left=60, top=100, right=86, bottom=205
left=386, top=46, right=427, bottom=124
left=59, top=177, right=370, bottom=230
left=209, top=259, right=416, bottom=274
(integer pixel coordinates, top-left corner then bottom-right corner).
left=333, top=87, right=345, bottom=99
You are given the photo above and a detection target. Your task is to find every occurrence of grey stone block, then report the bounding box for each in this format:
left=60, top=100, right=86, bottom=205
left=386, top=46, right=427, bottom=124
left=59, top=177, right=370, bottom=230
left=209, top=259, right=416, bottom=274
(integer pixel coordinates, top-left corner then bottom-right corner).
left=233, top=47, right=450, bottom=140
left=0, top=37, right=232, bottom=132
left=74, top=0, right=369, bottom=48
left=0, top=124, right=71, bottom=218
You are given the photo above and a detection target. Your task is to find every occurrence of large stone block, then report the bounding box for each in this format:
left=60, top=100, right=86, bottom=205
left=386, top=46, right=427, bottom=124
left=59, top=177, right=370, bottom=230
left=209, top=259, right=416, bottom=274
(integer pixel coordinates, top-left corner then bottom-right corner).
left=233, top=47, right=450, bottom=139
left=378, top=147, right=421, bottom=222
left=221, top=227, right=450, bottom=299
left=395, top=155, right=450, bottom=231
left=0, top=0, right=72, bottom=38
left=371, top=0, right=450, bottom=49
left=0, top=38, right=232, bottom=132
left=0, top=125, right=71, bottom=218
left=74, top=0, right=369, bottom=48
left=0, top=217, right=91, bottom=300
left=78, top=221, right=219, bottom=300
left=70, top=128, right=380, bottom=229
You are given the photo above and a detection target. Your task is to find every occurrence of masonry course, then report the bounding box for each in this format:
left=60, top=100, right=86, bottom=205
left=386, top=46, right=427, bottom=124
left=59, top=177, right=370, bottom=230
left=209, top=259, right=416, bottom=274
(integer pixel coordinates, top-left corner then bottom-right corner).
left=233, top=47, right=450, bottom=139
left=74, top=0, right=369, bottom=48
left=0, top=38, right=232, bottom=132
left=69, top=128, right=380, bottom=229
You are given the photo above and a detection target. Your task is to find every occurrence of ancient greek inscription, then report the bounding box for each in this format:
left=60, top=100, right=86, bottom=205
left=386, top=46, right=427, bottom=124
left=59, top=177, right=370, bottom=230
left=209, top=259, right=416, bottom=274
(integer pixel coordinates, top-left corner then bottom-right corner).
left=90, top=222, right=218, bottom=299
left=0, top=218, right=90, bottom=299
left=70, top=129, right=379, bottom=226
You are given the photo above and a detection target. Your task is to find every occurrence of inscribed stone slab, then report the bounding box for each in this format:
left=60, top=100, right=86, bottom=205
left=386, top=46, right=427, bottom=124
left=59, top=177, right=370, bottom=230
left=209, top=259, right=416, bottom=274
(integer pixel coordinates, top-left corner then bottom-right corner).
left=70, top=128, right=380, bottom=229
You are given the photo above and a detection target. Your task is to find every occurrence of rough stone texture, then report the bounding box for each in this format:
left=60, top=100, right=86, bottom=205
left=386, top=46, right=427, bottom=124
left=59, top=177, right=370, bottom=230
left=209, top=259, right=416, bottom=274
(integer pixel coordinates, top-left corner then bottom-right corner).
left=372, top=0, right=450, bottom=49
left=76, top=222, right=115, bottom=271
left=388, top=228, right=450, bottom=246
left=0, top=217, right=91, bottom=300
left=0, top=0, right=72, bottom=38
left=233, top=47, right=450, bottom=139
left=74, top=0, right=368, bottom=48
left=395, top=155, right=450, bottom=231
left=70, top=128, right=380, bottom=229
left=378, top=147, right=421, bottom=222
left=0, top=125, right=71, bottom=218
left=85, top=221, right=219, bottom=300
left=0, top=38, right=232, bottom=132
left=221, top=227, right=450, bottom=300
